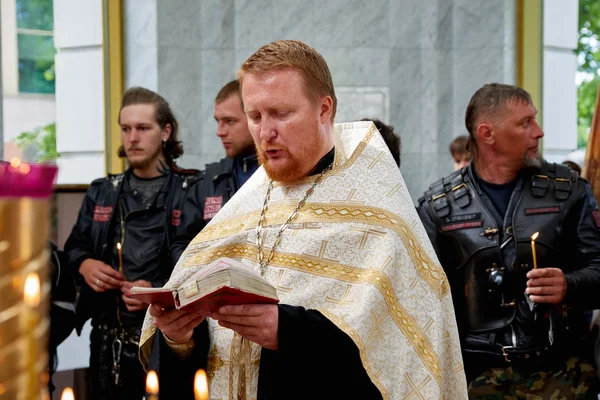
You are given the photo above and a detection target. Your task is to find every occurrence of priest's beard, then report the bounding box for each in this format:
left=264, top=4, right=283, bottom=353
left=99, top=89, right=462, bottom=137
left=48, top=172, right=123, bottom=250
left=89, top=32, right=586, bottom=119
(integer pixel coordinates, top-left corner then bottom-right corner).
left=257, top=143, right=313, bottom=184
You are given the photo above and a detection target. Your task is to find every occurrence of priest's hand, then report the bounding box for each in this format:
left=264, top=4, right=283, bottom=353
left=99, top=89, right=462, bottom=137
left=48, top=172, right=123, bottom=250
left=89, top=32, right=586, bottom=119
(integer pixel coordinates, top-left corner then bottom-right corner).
left=149, top=304, right=206, bottom=344
left=79, top=258, right=125, bottom=293
left=212, top=304, right=279, bottom=350
left=121, top=280, right=152, bottom=312
left=526, top=268, right=567, bottom=304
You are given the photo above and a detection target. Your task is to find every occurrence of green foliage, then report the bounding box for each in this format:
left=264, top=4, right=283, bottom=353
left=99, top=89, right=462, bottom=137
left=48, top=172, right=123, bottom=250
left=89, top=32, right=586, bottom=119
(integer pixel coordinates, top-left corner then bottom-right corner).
left=16, top=0, right=53, bottom=31
left=14, top=122, right=59, bottom=162
left=577, top=0, right=600, bottom=149
left=578, top=75, right=599, bottom=128
left=16, top=0, right=56, bottom=94
left=578, top=125, right=590, bottom=149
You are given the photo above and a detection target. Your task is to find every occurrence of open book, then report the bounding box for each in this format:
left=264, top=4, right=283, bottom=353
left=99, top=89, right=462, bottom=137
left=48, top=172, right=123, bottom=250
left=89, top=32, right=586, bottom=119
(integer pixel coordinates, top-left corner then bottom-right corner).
left=129, top=257, right=279, bottom=313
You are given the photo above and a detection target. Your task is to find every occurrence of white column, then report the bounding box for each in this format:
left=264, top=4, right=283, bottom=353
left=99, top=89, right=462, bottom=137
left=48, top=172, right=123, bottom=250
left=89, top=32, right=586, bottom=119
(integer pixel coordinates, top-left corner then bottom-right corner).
left=542, top=0, right=579, bottom=163
left=54, top=0, right=105, bottom=184
left=53, top=0, right=105, bottom=371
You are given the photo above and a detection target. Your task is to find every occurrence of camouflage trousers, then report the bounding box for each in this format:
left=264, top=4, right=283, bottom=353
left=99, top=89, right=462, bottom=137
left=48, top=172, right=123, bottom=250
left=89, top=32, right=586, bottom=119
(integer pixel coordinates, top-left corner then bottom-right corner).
left=468, top=357, right=599, bottom=399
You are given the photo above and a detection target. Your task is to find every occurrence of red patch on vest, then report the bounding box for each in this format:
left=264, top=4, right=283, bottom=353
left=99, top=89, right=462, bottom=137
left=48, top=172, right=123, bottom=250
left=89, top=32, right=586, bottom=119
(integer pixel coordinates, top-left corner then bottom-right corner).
left=171, top=209, right=182, bottom=226
left=593, top=211, right=600, bottom=228
left=93, top=205, right=112, bottom=222
left=441, top=221, right=483, bottom=232
left=204, top=196, right=223, bottom=220
left=525, top=206, right=561, bottom=215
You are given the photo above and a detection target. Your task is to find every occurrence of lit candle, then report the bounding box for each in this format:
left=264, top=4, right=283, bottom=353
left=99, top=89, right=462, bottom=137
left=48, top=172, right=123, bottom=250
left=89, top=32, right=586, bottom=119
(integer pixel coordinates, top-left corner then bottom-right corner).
left=146, top=370, right=159, bottom=400
left=24, top=272, right=40, bottom=398
left=24, top=272, right=41, bottom=307
left=194, top=369, right=209, bottom=400
left=61, top=387, right=75, bottom=400
left=530, top=232, right=539, bottom=269
left=117, top=242, right=124, bottom=275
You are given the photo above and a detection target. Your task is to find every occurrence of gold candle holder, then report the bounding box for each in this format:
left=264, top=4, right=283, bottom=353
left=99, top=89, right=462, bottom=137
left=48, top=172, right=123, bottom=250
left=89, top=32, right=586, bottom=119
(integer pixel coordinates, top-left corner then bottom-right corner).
left=530, top=232, right=539, bottom=269
left=0, top=159, right=58, bottom=400
left=194, top=369, right=209, bottom=400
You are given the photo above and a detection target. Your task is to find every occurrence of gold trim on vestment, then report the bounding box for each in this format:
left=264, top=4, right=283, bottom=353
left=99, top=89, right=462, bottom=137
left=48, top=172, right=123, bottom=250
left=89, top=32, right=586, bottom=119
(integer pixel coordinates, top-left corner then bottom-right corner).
left=188, top=203, right=449, bottom=299
left=182, top=244, right=442, bottom=386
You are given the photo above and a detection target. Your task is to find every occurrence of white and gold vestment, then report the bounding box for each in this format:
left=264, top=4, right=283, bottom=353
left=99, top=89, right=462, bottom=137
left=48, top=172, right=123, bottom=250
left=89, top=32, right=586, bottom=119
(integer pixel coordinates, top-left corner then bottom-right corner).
left=140, top=121, right=468, bottom=399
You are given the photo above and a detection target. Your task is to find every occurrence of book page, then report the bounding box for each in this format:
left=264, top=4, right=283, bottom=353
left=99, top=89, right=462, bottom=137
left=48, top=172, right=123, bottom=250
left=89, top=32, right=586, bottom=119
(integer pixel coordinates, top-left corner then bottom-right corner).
left=186, top=257, right=263, bottom=283
left=130, top=286, right=172, bottom=294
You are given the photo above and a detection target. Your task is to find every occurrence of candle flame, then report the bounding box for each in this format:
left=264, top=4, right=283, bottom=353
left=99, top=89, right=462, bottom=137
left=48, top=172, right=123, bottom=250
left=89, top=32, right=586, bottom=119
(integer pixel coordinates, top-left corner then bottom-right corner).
left=146, top=370, right=159, bottom=394
left=194, top=369, right=209, bottom=400
left=117, top=242, right=122, bottom=251
left=24, top=272, right=40, bottom=307
left=531, top=232, right=539, bottom=241
left=61, top=387, right=74, bottom=400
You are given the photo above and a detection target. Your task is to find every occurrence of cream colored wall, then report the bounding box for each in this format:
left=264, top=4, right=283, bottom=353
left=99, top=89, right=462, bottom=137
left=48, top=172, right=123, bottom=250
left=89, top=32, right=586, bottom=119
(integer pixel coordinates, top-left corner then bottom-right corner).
left=1, top=0, right=18, bottom=95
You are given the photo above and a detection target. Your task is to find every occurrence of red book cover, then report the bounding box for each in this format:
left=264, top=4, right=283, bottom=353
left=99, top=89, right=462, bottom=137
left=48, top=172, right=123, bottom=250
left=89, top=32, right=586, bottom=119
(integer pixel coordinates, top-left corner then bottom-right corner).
left=128, top=288, right=177, bottom=309
left=178, top=286, right=280, bottom=313
left=128, top=286, right=279, bottom=313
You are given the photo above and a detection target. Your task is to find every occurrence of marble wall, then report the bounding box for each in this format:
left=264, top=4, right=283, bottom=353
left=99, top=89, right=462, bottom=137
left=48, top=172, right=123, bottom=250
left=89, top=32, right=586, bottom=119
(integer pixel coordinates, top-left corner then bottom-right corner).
left=124, top=0, right=517, bottom=201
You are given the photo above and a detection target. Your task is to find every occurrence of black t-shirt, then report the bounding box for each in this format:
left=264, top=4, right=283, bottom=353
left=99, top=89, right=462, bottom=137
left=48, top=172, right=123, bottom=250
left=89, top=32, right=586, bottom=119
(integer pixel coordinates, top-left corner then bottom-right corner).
left=473, top=173, right=517, bottom=218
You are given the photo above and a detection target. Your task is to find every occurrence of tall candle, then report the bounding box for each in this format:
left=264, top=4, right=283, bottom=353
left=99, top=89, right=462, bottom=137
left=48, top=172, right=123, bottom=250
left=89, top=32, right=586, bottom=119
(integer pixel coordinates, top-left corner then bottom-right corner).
left=24, top=272, right=41, bottom=398
left=61, top=387, right=75, bottom=400
left=117, top=242, right=124, bottom=275
left=194, top=369, right=209, bottom=400
left=146, top=370, right=159, bottom=400
left=530, top=232, right=539, bottom=269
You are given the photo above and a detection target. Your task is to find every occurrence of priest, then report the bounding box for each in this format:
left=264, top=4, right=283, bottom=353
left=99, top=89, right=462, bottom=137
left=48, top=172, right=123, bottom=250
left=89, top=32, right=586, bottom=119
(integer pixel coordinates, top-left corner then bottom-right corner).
left=139, top=39, right=467, bottom=400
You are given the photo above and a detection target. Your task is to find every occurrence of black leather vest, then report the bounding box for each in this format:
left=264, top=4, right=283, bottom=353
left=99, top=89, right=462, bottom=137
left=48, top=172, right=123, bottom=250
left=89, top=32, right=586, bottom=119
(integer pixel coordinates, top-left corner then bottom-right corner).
left=420, top=163, right=578, bottom=333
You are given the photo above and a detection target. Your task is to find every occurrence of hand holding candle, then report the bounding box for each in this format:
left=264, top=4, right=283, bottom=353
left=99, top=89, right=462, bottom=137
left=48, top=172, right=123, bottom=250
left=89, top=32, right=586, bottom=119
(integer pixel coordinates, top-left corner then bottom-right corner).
left=530, top=232, right=539, bottom=269
left=146, top=370, right=159, bottom=400
left=194, top=369, right=209, bottom=400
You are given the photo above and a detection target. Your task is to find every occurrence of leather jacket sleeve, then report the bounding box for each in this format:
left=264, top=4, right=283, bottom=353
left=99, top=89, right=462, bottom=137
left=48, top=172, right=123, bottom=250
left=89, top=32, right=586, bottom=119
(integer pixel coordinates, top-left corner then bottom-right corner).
left=171, top=175, right=207, bottom=266
left=416, top=201, right=444, bottom=263
left=64, top=186, right=98, bottom=275
left=563, top=181, right=600, bottom=309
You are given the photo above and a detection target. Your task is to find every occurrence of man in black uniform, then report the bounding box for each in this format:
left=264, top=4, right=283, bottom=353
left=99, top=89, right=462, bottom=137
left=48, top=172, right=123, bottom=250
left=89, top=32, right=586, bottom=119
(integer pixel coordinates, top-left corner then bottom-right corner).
left=417, top=83, right=600, bottom=398
left=171, top=80, right=258, bottom=262
left=64, top=87, right=202, bottom=399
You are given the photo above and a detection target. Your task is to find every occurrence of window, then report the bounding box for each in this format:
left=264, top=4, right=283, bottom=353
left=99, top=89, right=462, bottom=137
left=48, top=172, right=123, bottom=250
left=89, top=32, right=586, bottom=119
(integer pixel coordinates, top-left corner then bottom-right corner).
left=16, top=0, right=55, bottom=94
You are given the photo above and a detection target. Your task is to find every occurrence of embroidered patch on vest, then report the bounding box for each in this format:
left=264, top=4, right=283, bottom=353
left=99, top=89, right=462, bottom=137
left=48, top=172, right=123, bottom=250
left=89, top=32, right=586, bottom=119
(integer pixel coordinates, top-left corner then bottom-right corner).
left=204, top=196, right=223, bottom=220
left=441, top=221, right=483, bottom=232
left=593, top=211, right=600, bottom=228
left=171, top=209, right=182, bottom=226
left=443, top=213, right=481, bottom=224
left=93, top=205, right=112, bottom=222
left=524, top=206, right=560, bottom=215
